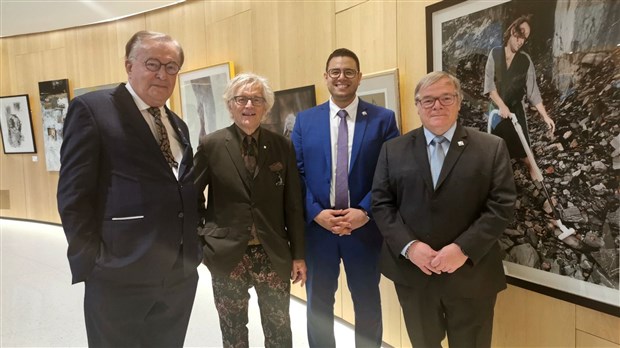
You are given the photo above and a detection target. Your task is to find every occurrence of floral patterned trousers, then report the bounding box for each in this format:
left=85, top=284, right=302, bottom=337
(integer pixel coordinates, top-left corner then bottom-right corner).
left=211, top=245, right=292, bottom=348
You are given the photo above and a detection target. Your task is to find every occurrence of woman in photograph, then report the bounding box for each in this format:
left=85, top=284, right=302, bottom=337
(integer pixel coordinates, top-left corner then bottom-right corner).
left=483, top=14, right=555, bottom=180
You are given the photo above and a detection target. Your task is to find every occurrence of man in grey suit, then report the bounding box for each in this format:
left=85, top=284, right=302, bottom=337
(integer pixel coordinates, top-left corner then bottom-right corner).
left=193, top=73, right=306, bottom=348
left=57, top=31, right=201, bottom=347
left=372, top=71, right=516, bottom=348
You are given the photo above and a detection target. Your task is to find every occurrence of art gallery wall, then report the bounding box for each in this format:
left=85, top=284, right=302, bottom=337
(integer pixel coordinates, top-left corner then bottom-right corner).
left=0, top=1, right=617, bottom=347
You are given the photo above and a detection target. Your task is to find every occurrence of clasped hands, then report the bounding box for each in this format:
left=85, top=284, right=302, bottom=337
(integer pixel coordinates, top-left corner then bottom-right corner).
left=406, top=242, right=467, bottom=275
left=314, top=208, right=369, bottom=236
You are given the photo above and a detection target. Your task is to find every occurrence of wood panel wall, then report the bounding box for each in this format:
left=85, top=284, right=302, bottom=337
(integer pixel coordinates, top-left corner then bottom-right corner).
left=1, top=0, right=617, bottom=347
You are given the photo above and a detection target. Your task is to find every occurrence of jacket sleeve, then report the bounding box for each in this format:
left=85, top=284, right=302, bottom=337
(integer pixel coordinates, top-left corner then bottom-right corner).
left=57, top=97, right=102, bottom=284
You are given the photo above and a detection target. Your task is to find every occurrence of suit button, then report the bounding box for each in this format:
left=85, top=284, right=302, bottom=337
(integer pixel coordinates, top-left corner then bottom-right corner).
left=177, top=212, right=184, bottom=218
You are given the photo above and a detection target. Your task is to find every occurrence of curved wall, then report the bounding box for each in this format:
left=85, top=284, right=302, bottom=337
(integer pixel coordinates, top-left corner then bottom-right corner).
left=0, top=1, right=617, bottom=347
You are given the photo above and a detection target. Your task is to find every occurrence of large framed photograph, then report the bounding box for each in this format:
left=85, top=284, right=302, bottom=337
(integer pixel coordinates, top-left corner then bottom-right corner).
left=179, top=62, right=234, bottom=153
left=427, top=0, right=619, bottom=315
left=262, top=85, right=316, bottom=138
left=39, top=79, right=70, bottom=171
left=357, top=68, right=401, bottom=130
left=0, top=94, right=36, bottom=154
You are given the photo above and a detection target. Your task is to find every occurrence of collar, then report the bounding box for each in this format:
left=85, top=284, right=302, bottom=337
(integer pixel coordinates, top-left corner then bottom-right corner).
left=423, top=122, right=457, bottom=146
left=234, top=124, right=260, bottom=143
left=125, top=82, right=163, bottom=114
left=329, top=97, right=359, bottom=120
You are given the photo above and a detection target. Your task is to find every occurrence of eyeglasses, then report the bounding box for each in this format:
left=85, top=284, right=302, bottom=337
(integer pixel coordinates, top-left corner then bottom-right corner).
left=416, top=94, right=458, bottom=109
left=326, top=68, right=359, bottom=79
left=144, top=58, right=181, bottom=75
left=232, top=96, right=267, bottom=106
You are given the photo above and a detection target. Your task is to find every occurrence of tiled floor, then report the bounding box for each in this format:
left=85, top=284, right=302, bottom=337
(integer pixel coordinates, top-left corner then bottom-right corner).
left=0, top=218, right=362, bottom=347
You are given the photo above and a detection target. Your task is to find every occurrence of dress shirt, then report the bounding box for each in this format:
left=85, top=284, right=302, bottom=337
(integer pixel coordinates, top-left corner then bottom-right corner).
left=401, top=122, right=458, bottom=257
left=328, top=97, right=359, bottom=208
left=125, top=83, right=183, bottom=179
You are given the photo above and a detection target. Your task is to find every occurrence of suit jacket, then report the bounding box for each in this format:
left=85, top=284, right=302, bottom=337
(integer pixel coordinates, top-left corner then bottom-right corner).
left=57, top=84, right=201, bottom=284
left=371, top=124, right=516, bottom=298
left=292, top=98, right=400, bottom=242
left=193, top=125, right=305, bottom=282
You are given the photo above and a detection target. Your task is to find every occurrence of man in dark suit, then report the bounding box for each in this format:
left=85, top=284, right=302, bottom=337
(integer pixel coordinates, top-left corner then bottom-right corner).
left=57, top=31, right=201, bottom=347
left=292, top=48, right=400, bottom=347
left=372, top=71, right=517, bottom=348
left=193, top=73, right=306, bottom=348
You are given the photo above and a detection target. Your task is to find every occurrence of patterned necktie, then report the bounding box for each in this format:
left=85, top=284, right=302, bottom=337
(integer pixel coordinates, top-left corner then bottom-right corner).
left=243, top=135, right=257, bottom=176
left=431, top=135, right=446, bottom=188
left=335, top=109, right=349, bottom=209
left=147, top=107, right=178, bottom=169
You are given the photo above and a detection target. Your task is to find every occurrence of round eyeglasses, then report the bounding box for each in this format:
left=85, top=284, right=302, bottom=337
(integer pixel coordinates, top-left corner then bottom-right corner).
left=144, top=58, right=180, bottom=75
left=416, top=94, right=458, bottom=109
left=326, top=68, right=359, bottom=79
left=232, top=96, right=266, bottom=106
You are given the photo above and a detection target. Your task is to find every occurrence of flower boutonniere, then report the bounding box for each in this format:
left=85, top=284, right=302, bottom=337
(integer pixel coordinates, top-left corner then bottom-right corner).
left=269, top=162, right=284, bottom=186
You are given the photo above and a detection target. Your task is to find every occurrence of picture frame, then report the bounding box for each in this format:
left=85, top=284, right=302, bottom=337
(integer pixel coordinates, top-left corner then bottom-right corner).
left=426, top=0, right=619, bottom=315
left=0, top=94, right=36, bottom=154
left=74, top=82, right=119, bottom=98
left=262, top=85, right=316, bottom=138
left=179, top=62, right=234, bottom=153
left=38, top=79, right=70, bottom=171
left=357, top=68, right=401, bottom=130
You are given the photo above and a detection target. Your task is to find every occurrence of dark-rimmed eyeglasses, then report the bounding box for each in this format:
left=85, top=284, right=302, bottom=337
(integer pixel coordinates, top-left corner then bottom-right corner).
left=326, top=68, right=358, bottom=79
left=232, top=96, right=266, bottom=106
left=144, top=58, right=180, bottom=75
left=416, top=94, right=458, bottom=109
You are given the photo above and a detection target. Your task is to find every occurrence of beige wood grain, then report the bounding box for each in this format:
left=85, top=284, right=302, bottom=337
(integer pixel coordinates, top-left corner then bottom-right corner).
left=577, top=330, right=620, bottom=348
left=576, top=305, right=620, bottom=344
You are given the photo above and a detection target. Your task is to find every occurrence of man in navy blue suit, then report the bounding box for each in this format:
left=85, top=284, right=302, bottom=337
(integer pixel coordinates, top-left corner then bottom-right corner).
left=57, top=31, right=201, bottom=347
left=292, top=48, right=399, bottom=347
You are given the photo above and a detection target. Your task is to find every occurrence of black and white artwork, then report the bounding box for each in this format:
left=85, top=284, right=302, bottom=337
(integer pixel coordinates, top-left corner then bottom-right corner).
left=179, top=62, right=233, bottom=153
left=0, top=94, right=36, bottom=154
left=428, top=0, right=619, bottom=312
left=262, top=85, right=316, bottom=138
left=39, top=79, right=70, bottom=171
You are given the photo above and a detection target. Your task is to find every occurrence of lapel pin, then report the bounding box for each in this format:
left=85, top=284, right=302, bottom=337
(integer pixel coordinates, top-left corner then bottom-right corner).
left=362, top=111, right=367, bottom=116
left=458, top=141, right=464, bottom=146
left=263, top=145, right=267, bottom=149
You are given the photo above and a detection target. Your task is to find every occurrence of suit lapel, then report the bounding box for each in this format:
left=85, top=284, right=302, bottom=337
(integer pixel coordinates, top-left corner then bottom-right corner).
left=256, top=130, right=270, bottom=179
left=224, top=125, right=252, bottom=191
left=436, top=124, right=468, bottom=189
left=165, top=106, right=191, bottom=179
left=317, top=102, right=332, bottom=173
left=112, top=85, right=162, bottom=158
left=412, top=128, right=434, bottom=191
left=350, top=99, right=368, bottom=173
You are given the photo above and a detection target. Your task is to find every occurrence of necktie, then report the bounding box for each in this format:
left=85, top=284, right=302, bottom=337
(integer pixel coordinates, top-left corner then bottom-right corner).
left=431, top=135, right=446, bottom=188
left=335, top=110, right=349, bottom=209
left=147, top=107, right=178, bottom=169
left=243, top=135, right=257, bottom=176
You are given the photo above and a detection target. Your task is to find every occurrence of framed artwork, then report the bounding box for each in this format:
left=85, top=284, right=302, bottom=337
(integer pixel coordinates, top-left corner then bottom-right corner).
left=179, top=62, right=234, bottom=153
left=427, top=0, right=619, bottom=315
left=39, top=79, right=70, bottom=171
left=0, top=94, right=36, bottom=154
left=74, top=82, right=119, bottom=97
left=357, top=68, right=401, bottom=130
left=262, top=85, right=316, bottom=138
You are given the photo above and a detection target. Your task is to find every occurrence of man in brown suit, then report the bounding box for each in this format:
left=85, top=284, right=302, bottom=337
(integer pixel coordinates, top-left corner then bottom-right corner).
left=193, top=73, right=306, bottom=348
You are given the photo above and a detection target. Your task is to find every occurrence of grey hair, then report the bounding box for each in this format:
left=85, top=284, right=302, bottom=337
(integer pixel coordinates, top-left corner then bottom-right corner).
left=125, top=30, right=184, bottom=66
left=414, top=71, right=463, bottom=101
left=223, top=73, right=275, bottom=113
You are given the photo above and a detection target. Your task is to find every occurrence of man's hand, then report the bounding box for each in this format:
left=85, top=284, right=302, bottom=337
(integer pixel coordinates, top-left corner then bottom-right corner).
left=314, top=209, right=346, bottom=232
left=330, top=208, right=369, bottom=236
left=291, top=259, right=307, bottom=287
left=429, top=243, right=468, bottom=274
left=406, top=241, right=440, bottom=275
